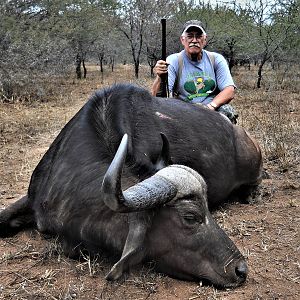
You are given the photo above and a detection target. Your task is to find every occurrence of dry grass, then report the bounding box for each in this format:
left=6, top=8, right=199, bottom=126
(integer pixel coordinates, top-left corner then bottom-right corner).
left=0, top=63, right=299, bottom=299
left=234, top=65, right=300, bottom=173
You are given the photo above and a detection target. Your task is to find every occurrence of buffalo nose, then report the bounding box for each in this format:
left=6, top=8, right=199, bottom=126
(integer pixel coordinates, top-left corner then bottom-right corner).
left=235, top=260, right=248, bottom=281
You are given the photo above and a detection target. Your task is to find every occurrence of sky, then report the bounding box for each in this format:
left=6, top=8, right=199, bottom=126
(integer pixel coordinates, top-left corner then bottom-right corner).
left=205, top=0, right=249, bottom=7
left=206, top=0, right=276, bottom=10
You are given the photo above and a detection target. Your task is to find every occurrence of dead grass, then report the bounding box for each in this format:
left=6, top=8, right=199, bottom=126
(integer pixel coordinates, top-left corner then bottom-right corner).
left=234, top=65, right=299, bottom=174
left=0, top=63, right=299, bottom=299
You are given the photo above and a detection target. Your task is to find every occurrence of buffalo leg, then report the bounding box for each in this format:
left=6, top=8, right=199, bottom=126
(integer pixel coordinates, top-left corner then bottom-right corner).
left=0, top=196, right=35, bottom=237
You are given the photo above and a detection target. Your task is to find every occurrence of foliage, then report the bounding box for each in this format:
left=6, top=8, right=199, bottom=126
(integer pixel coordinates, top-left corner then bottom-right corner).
left=0, top=0, right=299, bottom=100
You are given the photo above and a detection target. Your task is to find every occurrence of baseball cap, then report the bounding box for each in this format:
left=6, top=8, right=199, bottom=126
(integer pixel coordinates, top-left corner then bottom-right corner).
left=182, top=20, right=206, bottom=36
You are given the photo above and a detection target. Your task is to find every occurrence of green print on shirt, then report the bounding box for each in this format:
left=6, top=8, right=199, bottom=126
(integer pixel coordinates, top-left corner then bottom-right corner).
left=183, top=72, right=216, bottom=101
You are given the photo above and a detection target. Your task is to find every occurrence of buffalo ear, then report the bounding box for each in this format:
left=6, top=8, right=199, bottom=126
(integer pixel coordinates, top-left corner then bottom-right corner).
left=153, top=133, right=173, bottom=172
left=105, top=212, right=151, bottom=281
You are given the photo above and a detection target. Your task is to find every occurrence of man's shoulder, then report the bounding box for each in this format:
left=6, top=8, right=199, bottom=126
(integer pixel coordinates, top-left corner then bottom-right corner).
left=203, top=50, right=223, bottom=59
left=167, top=51, right=184, bottom=63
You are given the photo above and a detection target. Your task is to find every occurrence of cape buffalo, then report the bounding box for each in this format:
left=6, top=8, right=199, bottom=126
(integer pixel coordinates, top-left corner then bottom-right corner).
left=0, top=84, right=262, bottom=288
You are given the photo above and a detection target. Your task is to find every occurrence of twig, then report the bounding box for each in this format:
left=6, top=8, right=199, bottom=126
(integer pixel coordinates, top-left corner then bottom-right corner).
left=10, top=271, right=59, bottom=300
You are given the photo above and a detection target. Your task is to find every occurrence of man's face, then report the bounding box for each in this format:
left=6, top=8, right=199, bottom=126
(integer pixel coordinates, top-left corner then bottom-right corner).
left=180, top=30, right=207, bottom=58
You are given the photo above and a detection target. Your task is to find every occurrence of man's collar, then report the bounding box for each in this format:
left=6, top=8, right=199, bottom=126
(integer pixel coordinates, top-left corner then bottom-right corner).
left=183, top=49, right=203, bottom=62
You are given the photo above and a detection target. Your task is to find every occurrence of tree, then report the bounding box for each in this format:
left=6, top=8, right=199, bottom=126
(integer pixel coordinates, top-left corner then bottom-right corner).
left=143, top=1, right=179, bottom=76
left=90, top=28, right=127, bottom=83
left=0, top=0, right=74, bottom=100
left=113, top=0, right=148, bottom=78
left=114, top=0, right=179, bottom=78
left=57, top=0, right=118, bottom=79
left=239, top=0, right=295, bottom=88
left=271, top=0, right=300, bottom=67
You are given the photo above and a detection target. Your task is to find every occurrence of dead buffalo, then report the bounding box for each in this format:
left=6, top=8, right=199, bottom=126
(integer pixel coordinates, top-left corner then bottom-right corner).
left=0, top=84, right=262, bottom=288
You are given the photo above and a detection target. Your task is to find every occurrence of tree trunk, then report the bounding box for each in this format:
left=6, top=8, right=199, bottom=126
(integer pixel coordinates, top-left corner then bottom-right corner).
left=257, top=60, right=266, bottom=88
left=82, top=59, right=87, bottom=79
left=257, top=64, right=263, bottom=88
left=228, top=57, right=235, bottom=73
left=134, top=61, right=139, bottom=78
left=2, top=79, right=13, bottom=101
left=98, top=55, right=104, bottom=84
left=97, top=53, right=104, bottom=72
left=227, top=45, right=235, bottom=72
left=150, top=66, right=154, bottom=77
left=100, top=58, right=104, bottom=73
left=257, top=54, right=269, bottom=88
left=111, top=57, right=114, bottom=72
left=76, top=54, right=82, bottom=79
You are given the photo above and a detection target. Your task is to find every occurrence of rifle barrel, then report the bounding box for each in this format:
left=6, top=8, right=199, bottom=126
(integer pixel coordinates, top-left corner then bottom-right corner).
left=161, top=18, right=166, bottom=61
left=161, top=18, right=167, bottom=97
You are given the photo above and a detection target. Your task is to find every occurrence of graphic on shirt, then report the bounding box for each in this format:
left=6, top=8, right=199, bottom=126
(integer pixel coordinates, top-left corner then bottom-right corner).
left=184, top=72, right=216, bottom=101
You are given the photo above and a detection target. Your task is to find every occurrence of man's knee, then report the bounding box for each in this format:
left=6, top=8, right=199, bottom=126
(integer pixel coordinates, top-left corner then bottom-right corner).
left=217, top=104, right=238, bottom=124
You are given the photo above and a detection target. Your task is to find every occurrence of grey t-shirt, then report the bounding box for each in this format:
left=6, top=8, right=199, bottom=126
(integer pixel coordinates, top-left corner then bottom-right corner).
left=166, top=50, right=236, bottom=105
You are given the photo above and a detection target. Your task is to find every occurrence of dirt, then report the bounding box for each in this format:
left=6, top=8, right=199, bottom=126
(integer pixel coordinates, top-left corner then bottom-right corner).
left=0, top=66, right=299, bottom=299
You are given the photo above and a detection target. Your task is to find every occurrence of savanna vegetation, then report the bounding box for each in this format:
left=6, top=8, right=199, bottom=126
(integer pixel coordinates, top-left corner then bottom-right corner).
left=0, top=0, right=299, bottom=101
left=0, top=0, right=299, bottom=299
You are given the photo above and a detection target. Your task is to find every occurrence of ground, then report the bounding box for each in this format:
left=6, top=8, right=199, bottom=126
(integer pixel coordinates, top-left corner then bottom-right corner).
left=0, top=65, right=299, bottom=299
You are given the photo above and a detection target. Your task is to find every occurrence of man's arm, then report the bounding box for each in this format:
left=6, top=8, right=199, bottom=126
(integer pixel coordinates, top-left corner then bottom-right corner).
left=207, top=85, right=235, bottom=110
left=151, top=76, right=162, bottom=96
left=206, top=53, right=236, bottom=110
left=151, top=60, right=168, bottom=96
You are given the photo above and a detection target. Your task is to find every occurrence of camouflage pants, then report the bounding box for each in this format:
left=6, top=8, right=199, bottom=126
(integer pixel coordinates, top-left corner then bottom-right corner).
left=217, top=104, right=238, bottom=124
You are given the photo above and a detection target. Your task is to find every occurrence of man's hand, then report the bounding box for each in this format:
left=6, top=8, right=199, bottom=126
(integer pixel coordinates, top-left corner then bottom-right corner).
left=154, top=60, right=168, bottom=77
left=195, top=103, right=215, bottom=110
left=206, top=103, right=216, bottom=110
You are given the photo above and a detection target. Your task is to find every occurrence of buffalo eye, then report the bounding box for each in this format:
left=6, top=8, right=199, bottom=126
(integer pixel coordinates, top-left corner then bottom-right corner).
left=183, top=214, right=203, bottom=226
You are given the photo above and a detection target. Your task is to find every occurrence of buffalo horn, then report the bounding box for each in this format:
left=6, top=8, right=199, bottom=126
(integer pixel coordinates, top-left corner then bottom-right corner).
left=102, top=134, right=177, bottom=212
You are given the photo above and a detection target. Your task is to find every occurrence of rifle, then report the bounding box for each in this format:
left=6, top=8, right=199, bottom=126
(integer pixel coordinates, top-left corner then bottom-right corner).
left=160, top=18, right=169, bottom=97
